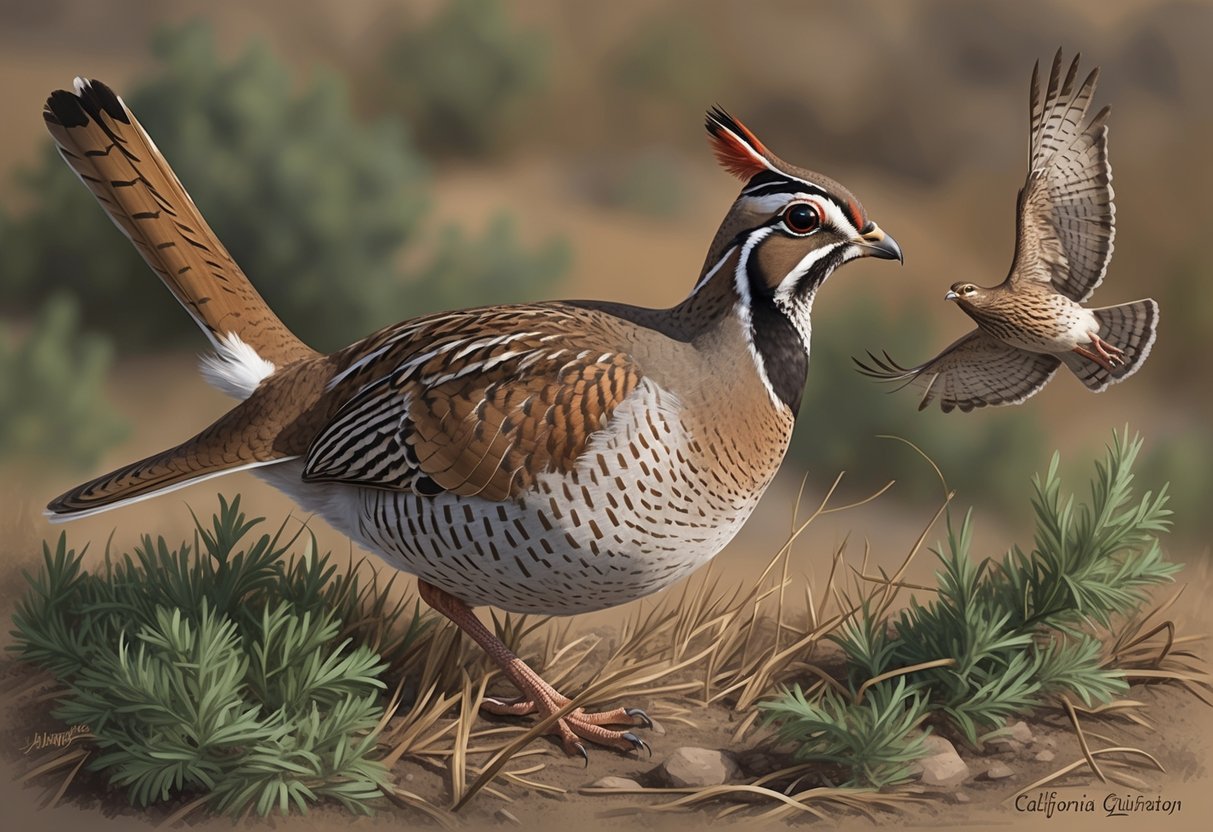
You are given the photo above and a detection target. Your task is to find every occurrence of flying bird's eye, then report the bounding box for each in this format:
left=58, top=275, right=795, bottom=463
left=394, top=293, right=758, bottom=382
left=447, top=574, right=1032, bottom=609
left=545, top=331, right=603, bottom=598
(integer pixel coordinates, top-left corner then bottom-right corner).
left=782, top=202, right=821, bottom=235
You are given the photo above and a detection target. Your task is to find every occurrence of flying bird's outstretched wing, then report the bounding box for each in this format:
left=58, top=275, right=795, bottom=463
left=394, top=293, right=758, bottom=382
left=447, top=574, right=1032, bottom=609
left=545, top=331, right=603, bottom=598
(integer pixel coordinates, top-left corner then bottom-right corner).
left=1008, top=50, right=1114, bottom=302
left=854, top=330, right=1061, bottom=413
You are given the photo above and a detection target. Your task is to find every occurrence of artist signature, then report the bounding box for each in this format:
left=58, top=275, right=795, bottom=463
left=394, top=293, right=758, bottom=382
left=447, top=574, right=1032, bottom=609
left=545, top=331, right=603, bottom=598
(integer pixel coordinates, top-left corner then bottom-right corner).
left=20, top=724, right=91, bottom=755
left=1015, top=790, right=1181, bottom=818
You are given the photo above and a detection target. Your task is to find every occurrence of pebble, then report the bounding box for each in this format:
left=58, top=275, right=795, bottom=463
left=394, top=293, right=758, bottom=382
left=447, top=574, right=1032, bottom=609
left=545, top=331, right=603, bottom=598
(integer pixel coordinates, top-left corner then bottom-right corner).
left=984, top=761, right=1014, bottom=780
left=1035, top=749, right=1056, bottom=763
left=1007, top=720, right=1034, bottom=743
left=586, top=776, right=642, bottom=790
left=912, top=736, right=970, bottom=787
left=656, top=747, right=742, bottom=788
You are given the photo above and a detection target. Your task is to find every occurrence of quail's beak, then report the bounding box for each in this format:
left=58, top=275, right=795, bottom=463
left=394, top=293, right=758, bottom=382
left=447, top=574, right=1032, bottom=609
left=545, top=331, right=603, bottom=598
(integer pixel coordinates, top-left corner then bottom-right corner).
left=944, top=290, right=959, bottom=301
left=854, top=222, right=903, bottom=263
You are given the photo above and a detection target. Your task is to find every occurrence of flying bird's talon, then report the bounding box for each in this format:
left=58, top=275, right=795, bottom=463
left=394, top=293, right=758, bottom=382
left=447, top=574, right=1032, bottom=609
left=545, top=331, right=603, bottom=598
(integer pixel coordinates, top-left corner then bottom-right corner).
left=624, top=707, right=653, bottom=729
left=622, top=732, right=652, bottom=758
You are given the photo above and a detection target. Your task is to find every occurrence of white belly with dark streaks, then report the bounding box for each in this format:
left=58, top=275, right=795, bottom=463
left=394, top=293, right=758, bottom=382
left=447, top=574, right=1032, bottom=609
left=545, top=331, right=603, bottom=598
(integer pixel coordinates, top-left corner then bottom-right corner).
left=257, top=379, right=771, bottom=614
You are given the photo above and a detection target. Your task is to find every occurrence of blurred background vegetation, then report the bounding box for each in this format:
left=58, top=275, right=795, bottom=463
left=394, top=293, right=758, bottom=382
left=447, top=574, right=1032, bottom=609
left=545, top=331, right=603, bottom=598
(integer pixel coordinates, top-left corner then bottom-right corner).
left=0, top=0, right=1209, bottom=553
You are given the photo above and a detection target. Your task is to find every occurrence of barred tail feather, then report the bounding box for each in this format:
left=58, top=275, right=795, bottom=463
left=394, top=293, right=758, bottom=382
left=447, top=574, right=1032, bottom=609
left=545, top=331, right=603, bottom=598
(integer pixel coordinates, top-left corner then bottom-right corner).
left=1061, top=299, right=1158, bottom=391
left=43, top=78, right=316, bottom=367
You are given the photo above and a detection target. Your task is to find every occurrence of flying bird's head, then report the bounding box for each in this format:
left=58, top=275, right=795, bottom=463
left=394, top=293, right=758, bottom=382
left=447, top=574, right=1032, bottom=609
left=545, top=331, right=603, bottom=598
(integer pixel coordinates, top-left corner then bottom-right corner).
left=945, top=282, right=985, bottom=306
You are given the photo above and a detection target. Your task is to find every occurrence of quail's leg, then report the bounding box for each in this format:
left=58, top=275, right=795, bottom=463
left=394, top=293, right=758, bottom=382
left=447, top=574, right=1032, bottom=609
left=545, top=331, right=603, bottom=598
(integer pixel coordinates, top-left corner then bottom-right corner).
left=1088, top=332, right=1126, bottom=367
left=417, top=580, right=650, bottom=759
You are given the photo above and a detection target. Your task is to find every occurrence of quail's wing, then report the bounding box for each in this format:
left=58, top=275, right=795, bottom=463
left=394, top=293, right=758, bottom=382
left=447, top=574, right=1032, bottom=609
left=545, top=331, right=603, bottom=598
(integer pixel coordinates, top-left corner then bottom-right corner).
left=855, top=330, right=1061, bottom=413
left=301, top=306, right=647, bottom=501
left=1007, top=50, right=1114, bottom=303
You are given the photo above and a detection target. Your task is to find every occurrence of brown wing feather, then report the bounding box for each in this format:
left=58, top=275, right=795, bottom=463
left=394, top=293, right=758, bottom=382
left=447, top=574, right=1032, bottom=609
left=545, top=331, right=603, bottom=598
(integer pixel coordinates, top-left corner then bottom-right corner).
left=855, top=330, right=1061, bottom=413
left=302, top=307, right=643, bottom=501
left=1008, top=51, right=1114, bottom=302
left=408, top=354, right=640, bottom=498
left=43, top=78, right=315, bottom=366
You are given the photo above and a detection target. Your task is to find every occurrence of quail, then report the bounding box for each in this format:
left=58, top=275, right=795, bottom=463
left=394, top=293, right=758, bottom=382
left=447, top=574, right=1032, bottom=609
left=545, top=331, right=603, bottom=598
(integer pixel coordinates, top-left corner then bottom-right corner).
left=41, top=80, right=902, bottom=756
left=856, top=51, right=1157, bottom=413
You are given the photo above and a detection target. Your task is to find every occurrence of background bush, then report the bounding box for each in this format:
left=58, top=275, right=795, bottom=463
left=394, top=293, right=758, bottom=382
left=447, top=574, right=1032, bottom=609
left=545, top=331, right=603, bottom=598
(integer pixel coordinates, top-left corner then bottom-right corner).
left=0, top=295, right=126, bottom=473
left=379, top=0, right=548, bottom=159
left=0, top=21, right=566, bottom=354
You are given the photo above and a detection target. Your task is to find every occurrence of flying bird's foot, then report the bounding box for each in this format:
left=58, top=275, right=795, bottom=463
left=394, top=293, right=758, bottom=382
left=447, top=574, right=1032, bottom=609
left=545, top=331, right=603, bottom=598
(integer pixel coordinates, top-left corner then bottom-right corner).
left=1073, top=343, right=1117, bottom=373
left=1088, top=333, right=1126, bottom=368
left=417, top=579, right=652, bottom=760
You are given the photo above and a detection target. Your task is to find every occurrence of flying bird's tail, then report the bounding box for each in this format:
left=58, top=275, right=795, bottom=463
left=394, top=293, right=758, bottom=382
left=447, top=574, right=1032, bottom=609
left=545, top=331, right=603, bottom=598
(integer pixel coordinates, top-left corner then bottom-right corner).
left=42, top=78, right=316, bottom=368
left=1061, top=299, right=1158, bottom=391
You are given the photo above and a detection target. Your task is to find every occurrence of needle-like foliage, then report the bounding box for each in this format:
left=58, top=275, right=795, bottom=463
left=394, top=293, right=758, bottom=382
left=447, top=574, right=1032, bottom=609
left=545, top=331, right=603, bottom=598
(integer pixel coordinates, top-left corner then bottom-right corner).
left=762, top=429, right=1178, bottom=785
left=9, top=495, right=420, bottom=817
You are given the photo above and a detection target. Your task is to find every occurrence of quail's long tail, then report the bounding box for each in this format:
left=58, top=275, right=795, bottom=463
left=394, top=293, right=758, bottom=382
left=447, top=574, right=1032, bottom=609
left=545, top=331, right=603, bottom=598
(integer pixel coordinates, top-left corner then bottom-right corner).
left=43, top=78, right=316, bottom=367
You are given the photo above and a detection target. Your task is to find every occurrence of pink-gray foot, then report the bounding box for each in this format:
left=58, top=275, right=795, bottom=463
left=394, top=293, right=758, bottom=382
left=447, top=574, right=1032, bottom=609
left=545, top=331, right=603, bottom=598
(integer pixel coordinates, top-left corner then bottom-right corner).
left=418, top=580, right=651, bottom=761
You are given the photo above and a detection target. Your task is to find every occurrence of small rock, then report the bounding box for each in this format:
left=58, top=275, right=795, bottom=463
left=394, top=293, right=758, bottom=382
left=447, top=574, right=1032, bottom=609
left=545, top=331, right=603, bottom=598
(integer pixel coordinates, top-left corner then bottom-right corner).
left=586, top=776, right=642, bottom=791
left=912, top=736, right=970, bottom=787
left=953, top=790, right=971, bottom=804
left=403, top=772, right=414, bottom=782
left=921, top=735, right=956, bottom=755
left=657, top=747, right=742, bottom=788
left=1034, top=749, right=1056, bottom=763
left=1007, top=720, right=1033, bottom=743
left=649, top=717, right=667, bottom=736
left=983, top=761, right=1014, bottom=780
left=495, top=808, right=521, bottom=826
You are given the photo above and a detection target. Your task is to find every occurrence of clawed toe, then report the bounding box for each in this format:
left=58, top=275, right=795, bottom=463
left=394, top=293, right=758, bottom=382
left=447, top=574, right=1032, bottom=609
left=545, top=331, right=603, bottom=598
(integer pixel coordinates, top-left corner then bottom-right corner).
left=624, top=707, right=654, bottom=729
left=621, top=731, right=652, bottom=757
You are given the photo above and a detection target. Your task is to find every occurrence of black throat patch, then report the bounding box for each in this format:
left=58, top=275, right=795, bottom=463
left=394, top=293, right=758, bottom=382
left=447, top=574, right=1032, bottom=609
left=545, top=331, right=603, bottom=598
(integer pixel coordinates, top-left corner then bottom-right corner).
left=748, top=292, right=809, bottom=415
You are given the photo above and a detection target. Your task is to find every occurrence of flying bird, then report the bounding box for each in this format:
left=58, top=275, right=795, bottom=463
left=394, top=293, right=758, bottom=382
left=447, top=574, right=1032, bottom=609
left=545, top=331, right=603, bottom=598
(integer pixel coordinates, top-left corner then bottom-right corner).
left=856, top=51, right=1157, bottom=413
left=41, top=80, right=901, bottom=757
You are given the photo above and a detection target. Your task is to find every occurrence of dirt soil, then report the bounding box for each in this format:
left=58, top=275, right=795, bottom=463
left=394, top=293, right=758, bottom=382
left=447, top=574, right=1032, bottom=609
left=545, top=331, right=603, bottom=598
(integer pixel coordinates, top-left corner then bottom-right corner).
left=3, top=646, right=1211, bottom=832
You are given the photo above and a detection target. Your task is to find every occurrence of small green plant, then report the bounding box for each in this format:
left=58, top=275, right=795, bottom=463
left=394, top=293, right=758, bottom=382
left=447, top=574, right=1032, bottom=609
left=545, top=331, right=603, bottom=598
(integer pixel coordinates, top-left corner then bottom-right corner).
left=761, top=430, right=1177, bottom=786
left=0, top=294, right=127, bottom=471
left=10, top=495, right=424, bottom=817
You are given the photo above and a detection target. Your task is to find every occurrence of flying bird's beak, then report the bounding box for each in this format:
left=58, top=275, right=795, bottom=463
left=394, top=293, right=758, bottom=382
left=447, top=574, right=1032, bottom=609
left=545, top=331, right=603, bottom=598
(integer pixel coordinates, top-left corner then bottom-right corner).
left=854, top=223, right=903, bottom=263
left=944, top=290, right=959, bottom=301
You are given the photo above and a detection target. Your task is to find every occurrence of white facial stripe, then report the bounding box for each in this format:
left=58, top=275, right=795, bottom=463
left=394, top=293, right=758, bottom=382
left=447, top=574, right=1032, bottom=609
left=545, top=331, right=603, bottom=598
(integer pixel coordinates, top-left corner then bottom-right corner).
left=814, top=198, right=860, bottom=238
left=689, top=242, right=739, bottom=296
left=739, top=193, right=861, bottom=238
left=731, top=227, right=783, bottom=409
left=773, top=242, right=844, bottom=305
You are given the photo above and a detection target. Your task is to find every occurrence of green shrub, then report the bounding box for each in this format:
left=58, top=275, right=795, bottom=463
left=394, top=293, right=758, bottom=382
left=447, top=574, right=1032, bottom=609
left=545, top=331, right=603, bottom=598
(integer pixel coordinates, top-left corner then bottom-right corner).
left=0, top=21, right=565, bottom=353
left=761, top=430, right=1177, bottom=786
left=10, top=495, right=425, bottom=817
left=381, top=0, right=548, bottom=158
left=0, top=295, right=126, bottom=471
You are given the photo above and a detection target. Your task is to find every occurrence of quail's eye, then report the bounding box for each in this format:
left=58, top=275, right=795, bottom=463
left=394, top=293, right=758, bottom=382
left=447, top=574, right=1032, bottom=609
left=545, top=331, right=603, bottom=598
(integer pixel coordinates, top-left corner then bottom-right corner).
left=782, top=202, right=821, bottom=235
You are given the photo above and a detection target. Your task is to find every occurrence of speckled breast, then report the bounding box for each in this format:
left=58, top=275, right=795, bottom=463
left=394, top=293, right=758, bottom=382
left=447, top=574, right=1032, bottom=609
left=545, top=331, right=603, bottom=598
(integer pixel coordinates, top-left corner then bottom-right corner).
left=348, top=379, right=789, bottom=613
